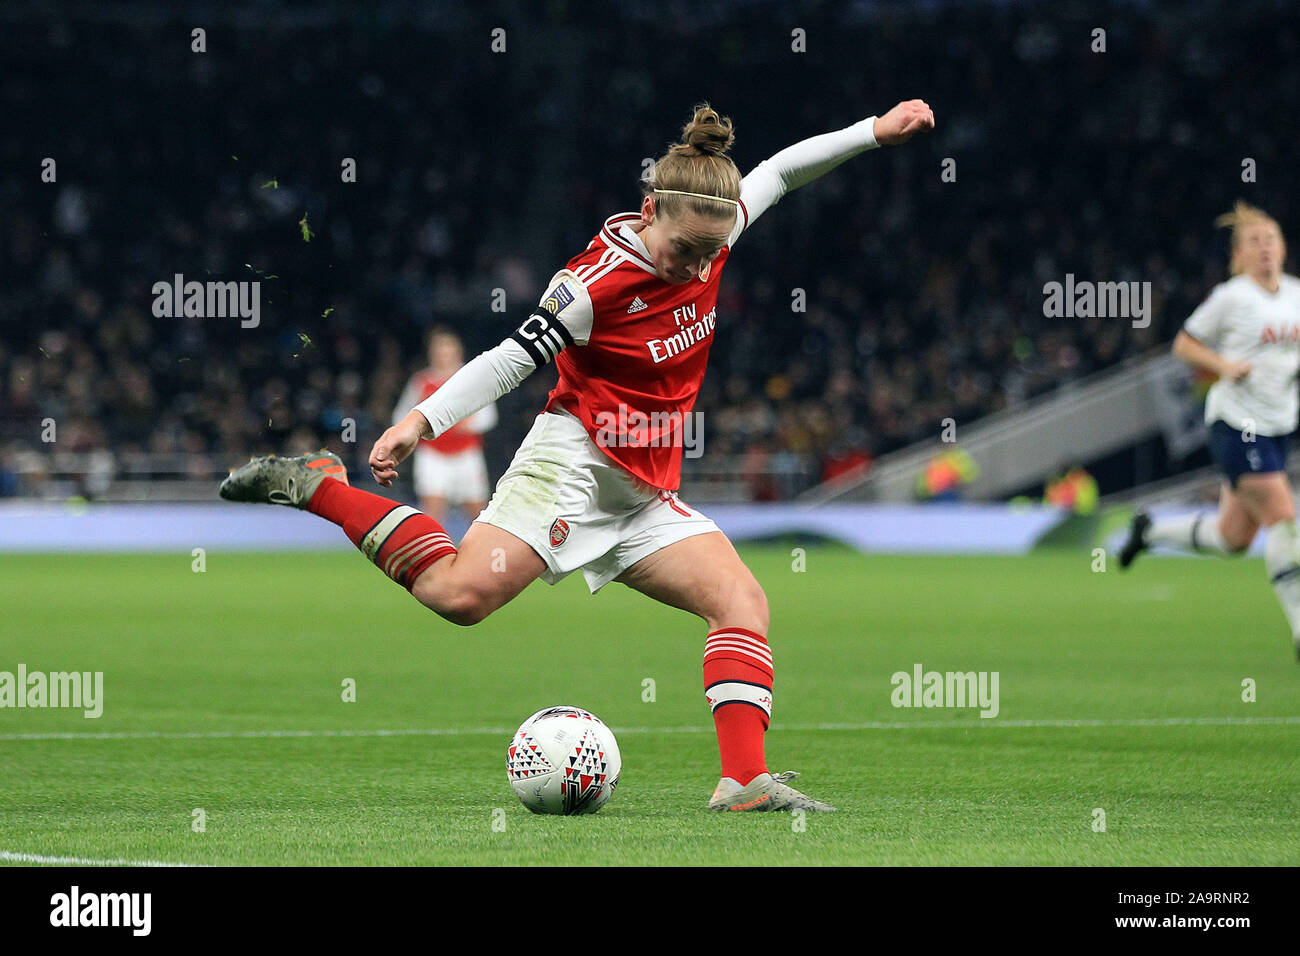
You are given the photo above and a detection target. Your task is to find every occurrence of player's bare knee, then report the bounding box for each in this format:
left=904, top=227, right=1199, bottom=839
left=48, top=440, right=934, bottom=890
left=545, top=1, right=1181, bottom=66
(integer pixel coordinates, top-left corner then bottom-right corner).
left=1217, top=522, right=1253, bottom=554
left=1224, top=536, right=1253, bottom=556
left=411, top=573, right=490, bottom=627
left=438, top=601, right=485, bottom=628
left=438, top=588, right=495, bottom=627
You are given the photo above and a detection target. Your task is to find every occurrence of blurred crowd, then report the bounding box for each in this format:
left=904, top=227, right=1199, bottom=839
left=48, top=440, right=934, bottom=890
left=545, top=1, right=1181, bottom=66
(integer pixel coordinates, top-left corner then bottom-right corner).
left=2, top=1, right=1297, bottom=500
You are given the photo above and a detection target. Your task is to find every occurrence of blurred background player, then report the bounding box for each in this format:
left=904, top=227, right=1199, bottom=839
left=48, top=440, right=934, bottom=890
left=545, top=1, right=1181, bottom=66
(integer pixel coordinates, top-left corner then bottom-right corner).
left=1121, top=202, right=1300, bottom=658
left=392, top=327, right=497, bottom=522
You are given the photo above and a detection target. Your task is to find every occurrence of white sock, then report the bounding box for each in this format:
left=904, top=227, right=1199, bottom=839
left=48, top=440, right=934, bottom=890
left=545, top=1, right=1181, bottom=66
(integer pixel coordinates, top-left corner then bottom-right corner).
left=1146, top=512, right=1232, bottom=556
left=1264, top=520, right=1300, bottom=643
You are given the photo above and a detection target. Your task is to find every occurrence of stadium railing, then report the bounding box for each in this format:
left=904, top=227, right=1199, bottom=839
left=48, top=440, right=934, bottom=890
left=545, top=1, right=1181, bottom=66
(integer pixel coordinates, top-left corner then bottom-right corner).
left=3, top=449, right=823, bottom=504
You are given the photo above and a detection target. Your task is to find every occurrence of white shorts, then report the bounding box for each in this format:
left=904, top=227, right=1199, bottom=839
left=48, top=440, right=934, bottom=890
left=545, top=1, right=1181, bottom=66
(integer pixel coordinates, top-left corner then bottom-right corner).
left=413, top=446, right=490, bottom=504
left=478, top=409, right=720, bottom=593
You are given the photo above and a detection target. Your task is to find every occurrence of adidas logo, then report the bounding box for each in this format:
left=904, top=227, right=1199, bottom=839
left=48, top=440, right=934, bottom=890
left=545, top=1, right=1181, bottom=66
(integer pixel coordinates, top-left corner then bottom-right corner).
left=626, top=296, right=648, bottom=314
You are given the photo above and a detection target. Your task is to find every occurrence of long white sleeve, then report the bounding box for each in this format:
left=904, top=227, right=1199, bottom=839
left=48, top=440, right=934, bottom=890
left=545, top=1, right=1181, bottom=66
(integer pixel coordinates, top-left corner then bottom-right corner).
left=413, top=339, right=534, bottom=439
left=730, top=116, right=878, bottom=245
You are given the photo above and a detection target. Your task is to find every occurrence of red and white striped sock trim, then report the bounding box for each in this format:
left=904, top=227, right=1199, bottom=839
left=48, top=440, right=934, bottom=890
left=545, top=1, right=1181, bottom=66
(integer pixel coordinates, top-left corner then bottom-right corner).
left=703, top=626, right=774, bottom=721
left=383, top=531, right=453, bottom=580
left=363, top=506, right=457, bottom=589
left=704, top=628, right=773, bottom=674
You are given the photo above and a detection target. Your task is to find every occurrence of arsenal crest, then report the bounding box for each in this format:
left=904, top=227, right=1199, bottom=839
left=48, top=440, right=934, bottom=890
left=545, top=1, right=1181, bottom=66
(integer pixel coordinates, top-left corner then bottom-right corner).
left=549, top=517, right=570, bottom=548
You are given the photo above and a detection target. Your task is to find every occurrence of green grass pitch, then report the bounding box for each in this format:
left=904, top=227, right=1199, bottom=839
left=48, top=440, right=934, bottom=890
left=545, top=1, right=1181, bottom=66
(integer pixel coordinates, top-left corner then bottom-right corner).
left=1, top=546, right=1297, bottom=866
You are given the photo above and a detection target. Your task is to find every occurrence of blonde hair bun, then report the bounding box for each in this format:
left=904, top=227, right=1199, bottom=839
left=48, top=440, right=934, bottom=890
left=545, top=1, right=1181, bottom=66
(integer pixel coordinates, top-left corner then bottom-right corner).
left=675, top=103, right=735, bottom=158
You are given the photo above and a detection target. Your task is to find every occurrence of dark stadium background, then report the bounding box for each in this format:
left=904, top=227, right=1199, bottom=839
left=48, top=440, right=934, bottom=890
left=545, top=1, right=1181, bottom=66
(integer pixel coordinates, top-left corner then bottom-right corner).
left=2, top=0, right=1297, bottom=502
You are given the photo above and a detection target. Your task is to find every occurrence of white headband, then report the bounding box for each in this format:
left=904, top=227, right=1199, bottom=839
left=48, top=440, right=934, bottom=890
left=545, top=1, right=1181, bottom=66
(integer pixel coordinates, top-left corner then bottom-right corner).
left=652, top=188, right=740, bottom=208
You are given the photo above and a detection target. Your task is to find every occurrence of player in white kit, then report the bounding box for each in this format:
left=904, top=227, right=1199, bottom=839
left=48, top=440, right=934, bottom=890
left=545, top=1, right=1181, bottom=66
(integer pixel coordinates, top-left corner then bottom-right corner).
left=1121, top=202, right=1300, bottom=657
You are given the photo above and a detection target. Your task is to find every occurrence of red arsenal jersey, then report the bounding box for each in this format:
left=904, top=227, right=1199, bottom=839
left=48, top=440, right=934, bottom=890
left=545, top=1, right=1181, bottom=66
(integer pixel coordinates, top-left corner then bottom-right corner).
left=522, top=211, right=740, bottom=491
left=424, top=116, right=884, bottom=490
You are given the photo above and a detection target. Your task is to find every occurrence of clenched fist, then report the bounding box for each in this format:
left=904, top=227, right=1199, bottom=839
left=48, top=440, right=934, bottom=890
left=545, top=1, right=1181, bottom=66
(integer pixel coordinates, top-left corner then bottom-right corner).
left=873, top=100, right=935, bottom=146
left=369, top=410, right=430, bottom=486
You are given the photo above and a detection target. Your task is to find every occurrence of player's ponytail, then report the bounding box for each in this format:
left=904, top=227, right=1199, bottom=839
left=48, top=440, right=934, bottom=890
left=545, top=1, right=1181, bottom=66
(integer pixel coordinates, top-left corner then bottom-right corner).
left=644, top=103, right=742, bottom=221
left=1216, top=200, right=1284, bottom=275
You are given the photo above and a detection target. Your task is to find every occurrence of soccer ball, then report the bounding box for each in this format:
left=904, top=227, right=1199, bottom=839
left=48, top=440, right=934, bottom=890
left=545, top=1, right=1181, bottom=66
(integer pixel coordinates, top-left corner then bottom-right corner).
left=506, top=706, right=621, bottom=815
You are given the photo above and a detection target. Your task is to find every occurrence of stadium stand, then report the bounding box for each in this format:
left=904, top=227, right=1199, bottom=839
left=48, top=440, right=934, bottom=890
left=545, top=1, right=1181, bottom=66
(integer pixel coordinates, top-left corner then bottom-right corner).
left=2, top=1, right=1297, bottom=501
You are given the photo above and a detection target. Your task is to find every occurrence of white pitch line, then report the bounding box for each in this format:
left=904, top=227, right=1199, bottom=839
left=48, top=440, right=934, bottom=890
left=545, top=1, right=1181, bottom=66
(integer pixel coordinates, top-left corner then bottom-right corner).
left=806, top=716, right=1300, bottom=730
left=0, top=851, right=199, bottom=868
left=0, top=715, right=1297, bottom=742
left=0, top=727, right=511, bottom=742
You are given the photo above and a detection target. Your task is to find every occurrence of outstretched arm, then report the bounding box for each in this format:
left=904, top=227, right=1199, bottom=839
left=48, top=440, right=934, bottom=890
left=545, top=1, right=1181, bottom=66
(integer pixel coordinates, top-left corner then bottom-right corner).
left=730, top=99, right=935, bottom=245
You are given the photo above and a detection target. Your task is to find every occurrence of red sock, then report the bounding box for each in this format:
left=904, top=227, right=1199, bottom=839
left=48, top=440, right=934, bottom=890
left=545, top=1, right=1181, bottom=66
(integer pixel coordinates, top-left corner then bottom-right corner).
left=307, top=479, right=456, bottom=590
left=703, top=627, right=773, bottom=786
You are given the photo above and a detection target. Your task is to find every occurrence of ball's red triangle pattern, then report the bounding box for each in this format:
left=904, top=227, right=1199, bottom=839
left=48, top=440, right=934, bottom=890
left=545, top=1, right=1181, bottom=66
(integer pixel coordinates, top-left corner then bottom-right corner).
left=560, top=726, right=610, bottom=813
left=506, top=730, right=555, bottom=780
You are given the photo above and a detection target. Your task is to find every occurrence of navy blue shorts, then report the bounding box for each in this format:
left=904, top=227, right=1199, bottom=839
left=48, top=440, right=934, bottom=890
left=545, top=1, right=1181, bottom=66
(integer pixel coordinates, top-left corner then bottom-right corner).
left=1208, top=421, right=1291, bottom=487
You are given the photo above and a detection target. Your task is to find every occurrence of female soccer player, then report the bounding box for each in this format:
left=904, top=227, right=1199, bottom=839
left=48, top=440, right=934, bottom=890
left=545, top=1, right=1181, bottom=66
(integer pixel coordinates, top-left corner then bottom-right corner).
left=222, top=100, right=936, bottom=810
left=1121, top=202, right=1300, bottom=658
